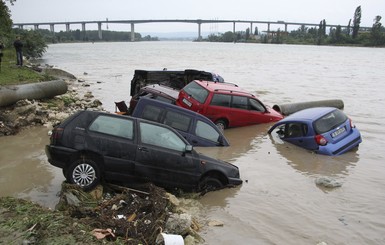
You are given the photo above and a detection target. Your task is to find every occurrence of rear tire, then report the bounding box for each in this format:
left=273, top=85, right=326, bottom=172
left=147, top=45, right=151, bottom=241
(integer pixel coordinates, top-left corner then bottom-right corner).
left=66, top=159, right=100, bottom=191
left=215, top=119, right=227, bottom=132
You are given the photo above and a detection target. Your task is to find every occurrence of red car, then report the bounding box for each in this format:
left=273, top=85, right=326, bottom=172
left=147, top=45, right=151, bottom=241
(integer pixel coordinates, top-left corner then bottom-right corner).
left=176, top=80, right=283, bottom=130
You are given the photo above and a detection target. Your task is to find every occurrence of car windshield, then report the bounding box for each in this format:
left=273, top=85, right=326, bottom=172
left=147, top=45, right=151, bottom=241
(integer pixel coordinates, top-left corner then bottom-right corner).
left=314, top=109, right=348, bottom=134
left=182, top=81, right=209, bottom=104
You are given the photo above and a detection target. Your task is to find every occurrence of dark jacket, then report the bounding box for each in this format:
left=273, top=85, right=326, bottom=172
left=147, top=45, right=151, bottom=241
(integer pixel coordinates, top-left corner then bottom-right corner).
left=14, top=40, right=23, bottom=52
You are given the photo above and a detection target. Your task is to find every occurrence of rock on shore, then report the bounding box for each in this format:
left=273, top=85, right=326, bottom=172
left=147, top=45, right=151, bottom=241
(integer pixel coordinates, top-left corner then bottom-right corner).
left=0, top=78, right=103, bottom=137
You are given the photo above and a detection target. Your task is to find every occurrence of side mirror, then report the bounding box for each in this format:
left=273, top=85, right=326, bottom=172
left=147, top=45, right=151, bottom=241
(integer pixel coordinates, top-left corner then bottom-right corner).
left=185, top=145, right=193, bottom=152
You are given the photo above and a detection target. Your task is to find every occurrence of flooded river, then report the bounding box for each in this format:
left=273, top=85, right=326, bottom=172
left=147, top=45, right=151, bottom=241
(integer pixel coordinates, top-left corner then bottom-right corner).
left=1, top=42, right=385, bottom=244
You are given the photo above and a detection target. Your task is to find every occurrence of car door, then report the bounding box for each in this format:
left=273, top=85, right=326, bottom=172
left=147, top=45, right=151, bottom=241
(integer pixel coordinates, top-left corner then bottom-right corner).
left=134, top=121, right=199, bottom=189
left=86, top=115, right=137, bottom=174
left=283, top=122, right=317, bottom=150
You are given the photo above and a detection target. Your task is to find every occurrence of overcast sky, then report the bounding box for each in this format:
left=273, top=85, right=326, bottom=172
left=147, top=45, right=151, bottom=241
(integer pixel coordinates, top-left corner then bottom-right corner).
left=6, top=0, right=385, bottom=33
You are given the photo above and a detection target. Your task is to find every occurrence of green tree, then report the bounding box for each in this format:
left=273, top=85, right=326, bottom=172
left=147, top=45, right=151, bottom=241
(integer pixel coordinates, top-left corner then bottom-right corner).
left=245, top=28, right=250, bottom=40
left=352, top=5, right=361, bottom=38
left=347, top=19, right=351, bottom=35
left=13, top=29, right=47, bottom=59
left=335, top=25, right=342, bottom=41
left=0, top=0, right=13, bottom=39
left=371, top=15, right=385, bottom=45
left=222, top=31, right=235, bottom=42
left=254, top=27, right=259, bottom=35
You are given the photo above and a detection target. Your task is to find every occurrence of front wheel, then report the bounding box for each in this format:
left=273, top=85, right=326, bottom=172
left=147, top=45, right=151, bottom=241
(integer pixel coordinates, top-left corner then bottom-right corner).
left=199, top=176, right=224, bottom=193
left=66, top=159, right=100, bottom=190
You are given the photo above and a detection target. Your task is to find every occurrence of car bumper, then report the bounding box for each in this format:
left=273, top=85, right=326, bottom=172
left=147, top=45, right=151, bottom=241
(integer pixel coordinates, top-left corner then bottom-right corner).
left=318, top=129, right=362, bottom=156
left=45, top=145, right=78, bottom=169
left=228, top=177, right=243, bottom=186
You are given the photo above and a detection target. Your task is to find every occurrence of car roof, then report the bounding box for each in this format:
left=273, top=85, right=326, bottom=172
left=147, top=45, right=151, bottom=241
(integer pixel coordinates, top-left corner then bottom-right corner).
left=193, top=80, right=255, bottom=97
left=141, top=84, right=179, bottom=98
left=135, top=96, right=211, bottom=119
left=280, top=107, right=337, bottom=122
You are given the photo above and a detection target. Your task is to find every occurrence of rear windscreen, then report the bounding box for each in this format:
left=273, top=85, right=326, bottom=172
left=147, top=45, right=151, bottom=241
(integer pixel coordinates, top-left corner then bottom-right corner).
left=314, top=109, right=348, bottom=134
left=182, top=82, right=209, bottom=104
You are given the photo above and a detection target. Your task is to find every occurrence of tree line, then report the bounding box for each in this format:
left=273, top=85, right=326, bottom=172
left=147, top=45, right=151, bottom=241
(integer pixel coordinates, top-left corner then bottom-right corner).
left=204, top=6, right=385, bottom=46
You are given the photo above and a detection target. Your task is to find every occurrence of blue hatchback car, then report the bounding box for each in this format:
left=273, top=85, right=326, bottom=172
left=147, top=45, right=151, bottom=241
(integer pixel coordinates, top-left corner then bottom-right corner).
left=268, top=107, right=362, bottom=156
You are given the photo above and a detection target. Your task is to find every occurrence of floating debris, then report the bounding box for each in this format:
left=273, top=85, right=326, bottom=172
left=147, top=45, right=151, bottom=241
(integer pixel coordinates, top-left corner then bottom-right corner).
left=315, top=177, right=343, bottom=188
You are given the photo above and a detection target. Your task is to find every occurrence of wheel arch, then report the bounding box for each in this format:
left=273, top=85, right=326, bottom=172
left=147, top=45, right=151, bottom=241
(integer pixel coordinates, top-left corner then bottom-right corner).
left=200, top=170, right=228, bottom=186
left=68, top=150, right=105, bottom=173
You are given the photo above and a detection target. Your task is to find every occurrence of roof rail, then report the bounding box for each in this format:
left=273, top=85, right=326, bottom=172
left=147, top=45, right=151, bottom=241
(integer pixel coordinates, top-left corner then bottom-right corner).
left=213, top=89, right=255, bottom=97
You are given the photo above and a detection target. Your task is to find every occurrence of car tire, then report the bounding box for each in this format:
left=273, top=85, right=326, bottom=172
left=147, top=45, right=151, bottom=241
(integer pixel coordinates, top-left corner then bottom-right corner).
left=215, top=120, right=227, bottom=132
left=66, top=159, right=100, bottom=190
left=199, top=176, right=223, bottom=193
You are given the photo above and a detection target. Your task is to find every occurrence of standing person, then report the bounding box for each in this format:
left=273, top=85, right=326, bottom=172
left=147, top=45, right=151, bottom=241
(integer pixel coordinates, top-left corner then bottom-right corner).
left=13, top=36, right=23, bottom=66
left=0, top=40, right=4, bottom=72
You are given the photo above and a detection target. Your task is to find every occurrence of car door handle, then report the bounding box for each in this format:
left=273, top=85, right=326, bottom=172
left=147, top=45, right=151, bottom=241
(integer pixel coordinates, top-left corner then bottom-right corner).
left=138, top=147, right=149, bottom=152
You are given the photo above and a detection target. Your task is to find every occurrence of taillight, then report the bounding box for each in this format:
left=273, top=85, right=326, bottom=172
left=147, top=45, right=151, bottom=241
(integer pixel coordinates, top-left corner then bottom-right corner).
left=50, top=127, right=64, bottom=144
left=349, top=118, right=355, bottom=128
left=315, top=134, right=328, bottom=146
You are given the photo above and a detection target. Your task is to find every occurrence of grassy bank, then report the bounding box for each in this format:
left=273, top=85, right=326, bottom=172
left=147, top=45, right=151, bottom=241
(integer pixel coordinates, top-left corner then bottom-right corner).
left=0, top=49, right=48, bottom=86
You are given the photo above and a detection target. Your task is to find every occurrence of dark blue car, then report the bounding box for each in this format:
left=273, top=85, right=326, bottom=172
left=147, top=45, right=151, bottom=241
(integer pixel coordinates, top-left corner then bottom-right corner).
left=131, top=97, right=230, bottom=147
left=268, top=107, right=362, bottom=156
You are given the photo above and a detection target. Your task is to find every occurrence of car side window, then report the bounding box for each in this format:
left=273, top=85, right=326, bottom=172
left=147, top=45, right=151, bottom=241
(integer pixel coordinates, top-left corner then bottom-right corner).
left=142, top=105, right=163, bottom=122
left=163, top=111, right=191, bottom=132
left=139, top=122, right=186, bottom=152
left=195, top=120, right=220, bottom=143
left=89, top=115, right=134, bottom=139
left=249, top=98, right=265, bottom=112
left=232, top=96, right=248, bottom=110
left=285, top=123, right=306, bottom=138
left=210, top=93, right=231, bottom=107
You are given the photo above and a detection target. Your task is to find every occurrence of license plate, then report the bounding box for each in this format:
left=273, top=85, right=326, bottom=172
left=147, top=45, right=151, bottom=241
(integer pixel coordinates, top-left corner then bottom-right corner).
left=331, top=127, right=346, bottom=138
left=182, top=98, right=192, bottom=107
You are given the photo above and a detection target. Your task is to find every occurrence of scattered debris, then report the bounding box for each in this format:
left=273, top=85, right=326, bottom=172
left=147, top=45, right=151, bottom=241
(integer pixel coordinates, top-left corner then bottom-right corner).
left=0, top=182, right=204, bottom=244
left=315, top=177, right=343, bottom=188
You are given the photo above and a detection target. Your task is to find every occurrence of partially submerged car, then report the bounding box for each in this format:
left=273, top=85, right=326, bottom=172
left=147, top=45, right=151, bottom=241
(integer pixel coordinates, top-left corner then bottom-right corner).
left=176, top=80, right=283, bottom=130
left=128, top=84, right=179, bottom=115
left=45, top=110, right=242, bottom=191
left=130, top=69, right=224, bottom=97
left=131, top=97, right=230, bottom=147
left=267, top=107, right=362, bottom=156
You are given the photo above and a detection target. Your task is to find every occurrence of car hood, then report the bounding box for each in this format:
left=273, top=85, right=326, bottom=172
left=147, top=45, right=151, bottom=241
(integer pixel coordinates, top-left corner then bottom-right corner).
left=197, top=153, right=239, bottom=170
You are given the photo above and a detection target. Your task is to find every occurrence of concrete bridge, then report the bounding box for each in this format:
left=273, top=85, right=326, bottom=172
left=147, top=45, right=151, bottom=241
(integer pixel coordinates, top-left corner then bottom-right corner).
left=13, top=19, right=352, bottom=41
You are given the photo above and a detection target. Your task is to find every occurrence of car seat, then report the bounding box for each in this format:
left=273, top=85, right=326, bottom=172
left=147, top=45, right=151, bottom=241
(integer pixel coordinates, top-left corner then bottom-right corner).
left=288, top=124, right=302, bottom=137
left=115, top=101, right=129, bottom=115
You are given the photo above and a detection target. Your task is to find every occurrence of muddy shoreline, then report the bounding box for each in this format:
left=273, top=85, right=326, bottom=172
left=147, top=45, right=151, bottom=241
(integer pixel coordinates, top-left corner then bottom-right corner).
left=0, top=68, right=206, bottom=244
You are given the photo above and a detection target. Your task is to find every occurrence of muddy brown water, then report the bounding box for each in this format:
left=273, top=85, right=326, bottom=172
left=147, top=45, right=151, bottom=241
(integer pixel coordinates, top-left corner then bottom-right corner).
left=1, top=42, right=385, bottom=244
